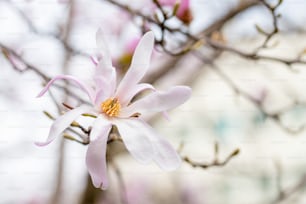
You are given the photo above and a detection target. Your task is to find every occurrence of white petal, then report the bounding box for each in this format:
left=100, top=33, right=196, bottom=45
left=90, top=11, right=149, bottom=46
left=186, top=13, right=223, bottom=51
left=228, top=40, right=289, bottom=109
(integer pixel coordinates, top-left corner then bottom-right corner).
left=96, top=28, right=112, bottom=67
left=136, top=119, right=181, bottom=171
left=120, top=86, right=191, bottom=117
left=114, top=118, right=181, bottom=170
left=86, top=118, right=111, bottom=190
left=116, top=32, right=155, bottom=103
left=119, top=83, right=155, bottom=107
left=95, top=29, right=117, bottom=100
left=37, top=75, right=95, bottom=104
left=94, top=88, right=109, bottom=107
left=35, top=105, right=93, bottom=146
left=90, top=115, right=111, bottom=141
left=114, top=119, right=155, bottom=164
left=94, top=68, right=116, bottom=102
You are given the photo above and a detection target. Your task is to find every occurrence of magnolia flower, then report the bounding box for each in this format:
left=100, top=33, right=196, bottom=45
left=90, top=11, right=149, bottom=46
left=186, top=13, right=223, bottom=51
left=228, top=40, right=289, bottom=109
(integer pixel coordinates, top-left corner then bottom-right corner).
left=36, top=30, right=191, bottom=189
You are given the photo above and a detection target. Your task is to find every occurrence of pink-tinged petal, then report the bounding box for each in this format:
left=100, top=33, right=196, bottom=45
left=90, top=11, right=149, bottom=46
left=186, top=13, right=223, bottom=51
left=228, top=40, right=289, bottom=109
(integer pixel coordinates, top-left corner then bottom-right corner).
left=96, top=28, right=112, bottom=68
left=119, top=83, right=155, bottom=107
left=162, top=111, right=171, bottom=121
left=94, top=88, right=109, bottom=107
left=86, top=116, right=112, bottom=190
left=120, top=86, right=191, bottom=117
left=114, top=119, right=154, bottom=164
left=116, top=32, right=155, bottom=102
left=37, top=75, right=95, bottom=103
left=95, top=29, right=117, bottom=100
left=35, top=105, right=93, bottom=146
left=94, top=66, right=116, bottom=104
left=5, top=53, right=27, bottom=71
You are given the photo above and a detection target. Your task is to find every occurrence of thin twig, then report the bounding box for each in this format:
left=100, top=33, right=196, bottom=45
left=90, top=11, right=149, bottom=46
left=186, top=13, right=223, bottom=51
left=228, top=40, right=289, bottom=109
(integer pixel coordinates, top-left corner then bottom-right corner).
left=255, top=0, right=283, bottom=52
left=182, top=142, right=240, bottom=169
left=271, top=165, right=306, bottom=204
left=193, top=52, right=306, bottom=135
left=105, top=0, right=306, bottom=66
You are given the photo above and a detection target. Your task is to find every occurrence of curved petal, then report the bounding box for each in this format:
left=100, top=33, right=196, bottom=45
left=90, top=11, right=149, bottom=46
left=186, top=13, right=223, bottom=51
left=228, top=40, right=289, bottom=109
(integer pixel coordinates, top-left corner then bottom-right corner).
left=120, top=86, right=191, bottom=117
left=37, top=75, right=95, bottom=103
left=140, top=120, right=181, bottom=171
left=86, top=116, right=112, bottom=190
left=118, top=83, right=155, bottom=107
left=119, top=118, right=181, bottom=171
left=113, top=119, right=154, bottom=164
left=116, top=31, right=155, bottom=102
left=35, top=105, right=93, bottom=146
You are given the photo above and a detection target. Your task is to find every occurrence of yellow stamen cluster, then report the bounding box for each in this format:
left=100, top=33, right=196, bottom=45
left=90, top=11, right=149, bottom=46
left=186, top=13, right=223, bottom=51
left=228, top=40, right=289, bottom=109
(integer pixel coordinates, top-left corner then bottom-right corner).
left=101, top=98, right=121, bottom=117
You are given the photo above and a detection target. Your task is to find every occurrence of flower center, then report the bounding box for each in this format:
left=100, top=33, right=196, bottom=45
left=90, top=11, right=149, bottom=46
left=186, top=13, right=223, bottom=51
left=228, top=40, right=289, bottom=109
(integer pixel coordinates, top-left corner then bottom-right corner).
left=101, top=98, right=121, bottom=117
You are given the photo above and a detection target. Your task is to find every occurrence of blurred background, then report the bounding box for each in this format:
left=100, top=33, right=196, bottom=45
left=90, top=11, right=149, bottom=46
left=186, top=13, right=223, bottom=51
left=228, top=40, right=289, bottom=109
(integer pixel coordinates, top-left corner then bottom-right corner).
left=1, top=0, right=306, bottom=203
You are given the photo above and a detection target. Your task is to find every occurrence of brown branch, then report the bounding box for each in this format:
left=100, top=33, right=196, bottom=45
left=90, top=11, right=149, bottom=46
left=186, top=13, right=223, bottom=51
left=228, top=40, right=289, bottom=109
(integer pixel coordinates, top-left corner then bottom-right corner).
left=1, top=42, right=90, bottom=105
left=271, top=162, right=306, bottom=204
left=182, top=142, right=240, bottom=169
left=255, top=0, right=283, bottom=52
left=143, top=1, right=261, bottom=84
left=105, top=0, right=306, bottom=66
left=201, top=0, right=260, bottom=36
left=4, top=0, right=89, bottom=57
left=206, top=39, right=306, bottom=66
left=1, top=43, right=50, bottom=81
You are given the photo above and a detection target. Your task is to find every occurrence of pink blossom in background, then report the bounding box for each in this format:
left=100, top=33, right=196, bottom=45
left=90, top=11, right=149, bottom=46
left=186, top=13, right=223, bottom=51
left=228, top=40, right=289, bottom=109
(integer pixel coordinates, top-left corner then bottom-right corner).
left=36, top=29, right=191, bottom=189
left=158, top=0, right=193, bottom=24
left=125, top=37, right=140, bottom=54
left=114, top=36, right=141, bottom=72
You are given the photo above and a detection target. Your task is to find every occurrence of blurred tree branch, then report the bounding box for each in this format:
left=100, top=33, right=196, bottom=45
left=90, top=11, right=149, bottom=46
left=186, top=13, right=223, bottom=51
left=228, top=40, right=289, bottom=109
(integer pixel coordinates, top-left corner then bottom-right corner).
left=1, top=0, right=306, bottom=203
left=272, top=162, right=306, bottom=204
left=202, top=61, right=306, bottom=135
left=181, top=142, right=240, bottom=169
left=3, top=0, right=89, bottom=57
left=104, top=0, right=306, bottom=136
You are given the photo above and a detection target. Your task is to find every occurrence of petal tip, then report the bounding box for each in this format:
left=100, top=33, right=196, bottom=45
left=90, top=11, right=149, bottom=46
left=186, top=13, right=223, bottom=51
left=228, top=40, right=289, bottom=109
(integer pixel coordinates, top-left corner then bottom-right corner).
left=36, top=87, right=49, bottom=98
left=92, top=180, right=108, bottom=190
left=143, top=31, right=155, bottom=46
left=176, top=85, right=192, bottom=100
left=36, top=92, right=44, bottom=98
left=34, top=140, right=52, bottom=147
left=161, top=157, right=182, bottom=171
